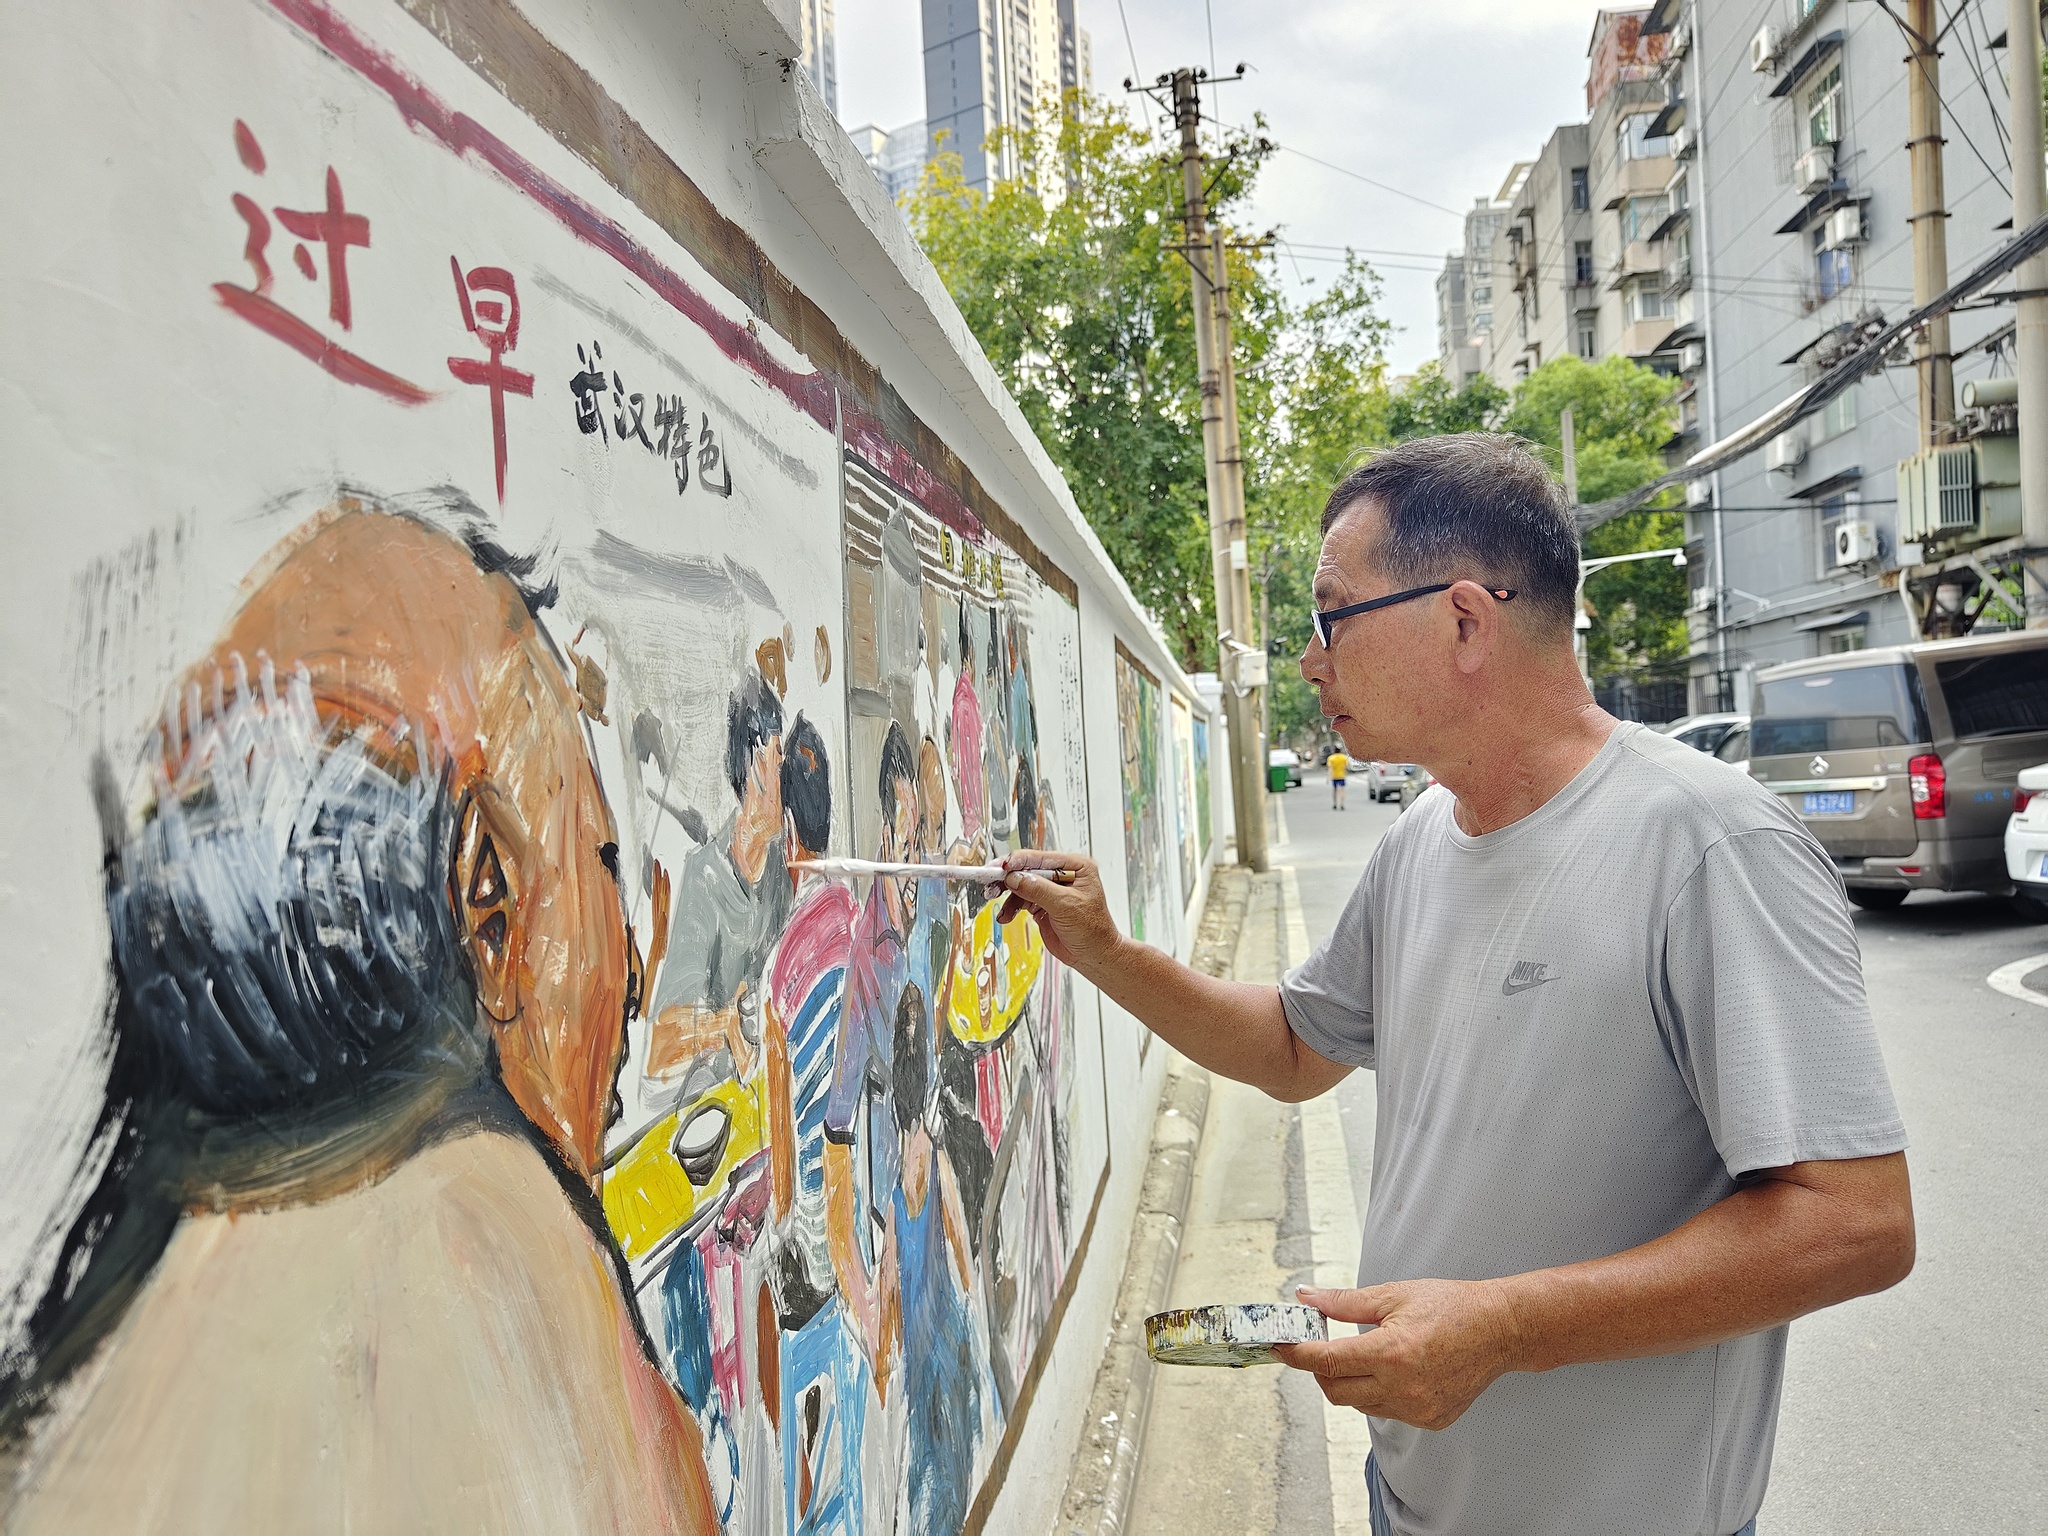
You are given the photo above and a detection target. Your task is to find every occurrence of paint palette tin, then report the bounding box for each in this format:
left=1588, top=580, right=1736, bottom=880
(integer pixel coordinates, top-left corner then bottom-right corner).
left=1144, top=1302, right=1327, bottom=1368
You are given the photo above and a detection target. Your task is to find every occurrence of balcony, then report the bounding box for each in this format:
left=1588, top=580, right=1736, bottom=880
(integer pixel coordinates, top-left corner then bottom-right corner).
left=1662, top=252, right=1693, bottom=296
left=1608, top=240, right=1663, bottom=288
left=1621, top=317, right=1677, bottom=359
left=1604, top=155, right=1675, bottom=207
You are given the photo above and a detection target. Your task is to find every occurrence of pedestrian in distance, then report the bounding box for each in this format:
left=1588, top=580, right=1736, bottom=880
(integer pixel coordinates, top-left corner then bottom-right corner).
left=1328, top=746, right=1350, bottom=810
left=997, top=434, right=1912, bottom=1536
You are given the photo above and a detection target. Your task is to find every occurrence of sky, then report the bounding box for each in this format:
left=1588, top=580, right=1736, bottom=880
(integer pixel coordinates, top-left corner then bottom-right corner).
left=834, top=0, right=1608, bottom=374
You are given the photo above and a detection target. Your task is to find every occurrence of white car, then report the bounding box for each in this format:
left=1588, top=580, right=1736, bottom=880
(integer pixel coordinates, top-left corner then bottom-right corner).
left=1365, top=761, right=1426, bottom=802
left=1660, top=712, right=1747, bottom=756
left=2006, top=763, right=2048, bottom=922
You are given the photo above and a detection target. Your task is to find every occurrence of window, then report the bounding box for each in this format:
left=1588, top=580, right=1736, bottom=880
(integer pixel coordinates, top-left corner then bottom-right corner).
left=1934, top=649, right=2048, bottom=738
left=1574, top=240, right=1595, bottom=284
left=1472, top=285, right=1492, bottom=302
left=1752, top=664, right=1931, bottom=755
left=1473, top=308, right=1493, bottom=331
left=1618, top=113, right=1670, bottom=162
left=1628, top=278, right=1672, bottom=323
left=1808, top=62, right=1842, bottom=148
left=1813, top=384, right=1858, bottom=443
left=1822, top=627, right=1868, bottom=654
left=1578, top=318, right=1597, bottom=359
left=1812, top=226, right=1854, bottom=301
left=1624, top=195, right=1669, bottom=243
left=1570, top=166, right=1590, bottom=210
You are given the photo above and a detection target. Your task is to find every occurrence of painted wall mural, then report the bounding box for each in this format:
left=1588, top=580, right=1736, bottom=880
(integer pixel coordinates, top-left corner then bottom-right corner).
left=1113, top=645, right=1171, bottom=949
left=0, top=0, right=1124, bottom=1529
left=1170, top=694, right=1199, bottom=908
left=1192, top=715, right=1213, bottom=866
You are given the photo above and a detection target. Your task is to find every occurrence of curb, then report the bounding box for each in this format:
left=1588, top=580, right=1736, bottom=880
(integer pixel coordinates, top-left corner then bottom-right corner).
left=1057, top=867, right=1247, bottom=1534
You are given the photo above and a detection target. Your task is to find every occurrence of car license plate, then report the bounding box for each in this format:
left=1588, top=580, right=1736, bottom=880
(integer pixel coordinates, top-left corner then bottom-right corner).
left=1803, top=791, right=1855, bottom=816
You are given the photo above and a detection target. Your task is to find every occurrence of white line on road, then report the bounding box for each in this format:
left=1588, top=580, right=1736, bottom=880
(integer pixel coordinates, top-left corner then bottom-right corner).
left=1987, top=952, right=2048, bottom=1009
left=1284, top=867, right=1376, bottom=1535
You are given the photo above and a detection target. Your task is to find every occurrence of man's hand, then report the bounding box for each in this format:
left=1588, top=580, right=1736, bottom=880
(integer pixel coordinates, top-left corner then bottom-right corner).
left=1276, top=1281, right=1521, bottom=1432
left=998, top=851, right=1126, bottom=975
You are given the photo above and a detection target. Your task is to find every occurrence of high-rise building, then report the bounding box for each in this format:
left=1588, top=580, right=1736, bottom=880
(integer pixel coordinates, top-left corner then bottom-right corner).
left=849, top=119, right=931, bottom=204
left=796, top=0, right=836, bottom=114
left=923, top=0, right=1090, bottom=190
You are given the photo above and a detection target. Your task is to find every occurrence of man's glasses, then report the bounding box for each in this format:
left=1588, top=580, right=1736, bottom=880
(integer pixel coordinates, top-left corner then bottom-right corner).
left=1311, top=582, right=1517, bottom=649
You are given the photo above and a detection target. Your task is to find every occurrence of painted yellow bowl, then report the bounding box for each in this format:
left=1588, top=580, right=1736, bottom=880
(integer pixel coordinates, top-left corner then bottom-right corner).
left=1144, top=1302, right=1328, bottom=1368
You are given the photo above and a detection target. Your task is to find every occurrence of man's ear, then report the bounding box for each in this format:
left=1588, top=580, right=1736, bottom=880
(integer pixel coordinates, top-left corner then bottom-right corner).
left=452, top=788, right=524, bottom=1023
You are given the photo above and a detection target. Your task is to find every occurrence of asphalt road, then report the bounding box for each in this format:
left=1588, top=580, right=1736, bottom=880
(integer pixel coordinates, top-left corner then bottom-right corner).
left=1262, top=768, right=2048, bottom=1532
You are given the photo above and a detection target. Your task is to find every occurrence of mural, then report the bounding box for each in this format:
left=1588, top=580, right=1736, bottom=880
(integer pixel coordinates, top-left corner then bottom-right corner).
left=1170, top=694, right=1198, bottom=907
left=1193, top=716, right=1213, bottom=865
left=0, top=0, right=1116, bottom=1529
left=1114, top=645, right=1171, bottom=948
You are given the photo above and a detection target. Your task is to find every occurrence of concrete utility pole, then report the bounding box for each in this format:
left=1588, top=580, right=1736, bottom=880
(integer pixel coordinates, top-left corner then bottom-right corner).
left=1560, top=406, right=1579, bottom=508
left=2010, top=0, right=2048, bottom=625
left=1906, top=0, right=1956, bottom=448
left=1173, top=67, right=1268, bottom=871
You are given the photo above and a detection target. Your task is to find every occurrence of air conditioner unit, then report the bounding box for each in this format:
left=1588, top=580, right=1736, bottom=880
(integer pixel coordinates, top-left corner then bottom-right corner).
left=1822, top=206, right=1866, bottom=250
left=1679, top=340, right=1706, bottom=373
left=1750, top=23, right=1781, bottom=73
left=1672, top=124, right=1697, bottom=160
left=1686, top=476, right=1713, bottom=506
left=1794, top=146, right=1834, bottom=195
left=1833, top=519, right=1879, bottom=567
left=1689, top=583, right=1716, bottom=613
left=1766, top=428, right=1807, bottom=472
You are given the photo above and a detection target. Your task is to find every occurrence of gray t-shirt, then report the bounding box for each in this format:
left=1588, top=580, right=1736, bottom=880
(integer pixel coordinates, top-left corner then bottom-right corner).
left=1280, top=723, right=1905, bottom=1536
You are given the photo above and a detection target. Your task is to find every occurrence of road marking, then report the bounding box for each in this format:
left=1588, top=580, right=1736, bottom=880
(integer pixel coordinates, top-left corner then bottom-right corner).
left=1283, top=867, right=1375, bottom=1534
left=1987, top=952, right=2048, bottom=1009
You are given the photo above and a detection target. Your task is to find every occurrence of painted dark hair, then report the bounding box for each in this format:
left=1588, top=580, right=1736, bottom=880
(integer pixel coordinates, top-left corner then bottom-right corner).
left=780, top=711, right=832, bottom=856
left=724, top=673, right=786, bottom=799
left=1321, top=433, right=1580, bottom=630
left=891, top=983, right=930, bottom=1137
left=878, top=720, right=917, bottom=810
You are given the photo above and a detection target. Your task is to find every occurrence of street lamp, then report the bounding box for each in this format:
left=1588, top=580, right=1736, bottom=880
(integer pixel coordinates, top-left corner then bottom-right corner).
left=1575, top=547, right=1687, bottom=631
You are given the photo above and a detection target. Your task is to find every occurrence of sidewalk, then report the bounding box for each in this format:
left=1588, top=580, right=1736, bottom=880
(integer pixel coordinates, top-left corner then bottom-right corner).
left=1066, top=790, right=1384, bottom=1535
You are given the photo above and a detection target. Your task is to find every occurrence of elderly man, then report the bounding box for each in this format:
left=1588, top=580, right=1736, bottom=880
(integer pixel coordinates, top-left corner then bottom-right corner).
left=1, top=507, right=717, bottom=1533
left=1002, top=435, right=1913, bottom=1536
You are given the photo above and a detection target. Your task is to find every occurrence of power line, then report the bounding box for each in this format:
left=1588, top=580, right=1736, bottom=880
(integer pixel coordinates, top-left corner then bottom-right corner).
left=1275, top=144, right=1468, bottom=219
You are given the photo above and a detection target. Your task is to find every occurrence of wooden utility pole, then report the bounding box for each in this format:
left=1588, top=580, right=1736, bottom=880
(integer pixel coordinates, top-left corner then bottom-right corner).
left=1173, top=67, right=1267, bottom=871
left=1906, top=0, right=1955, bottom=448
left=2009, top=0, right=2048, bottom=625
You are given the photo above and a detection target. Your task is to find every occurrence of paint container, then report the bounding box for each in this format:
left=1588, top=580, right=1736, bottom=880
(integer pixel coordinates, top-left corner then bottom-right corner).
left=1143, top=1302, right=1327, bottom=1368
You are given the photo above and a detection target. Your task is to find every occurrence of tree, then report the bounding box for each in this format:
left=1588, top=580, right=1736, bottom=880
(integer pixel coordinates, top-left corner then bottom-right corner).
left=1503, top=355, right=1684, bottom=681
left=906, top=96, right=1287, bottom=673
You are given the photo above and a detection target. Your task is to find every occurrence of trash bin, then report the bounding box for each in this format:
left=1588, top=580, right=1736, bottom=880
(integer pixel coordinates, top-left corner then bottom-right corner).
left=1267, top=764, right=1290, bottom=793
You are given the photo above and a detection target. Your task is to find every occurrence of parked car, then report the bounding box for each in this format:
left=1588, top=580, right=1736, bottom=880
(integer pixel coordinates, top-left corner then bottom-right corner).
left=1395, top=765, right=1437, bottom=812
left=1268, top=746, right=1302, bottom=788
left=1365, top=761, right=1428, bottom=802
left=1712, top=721, right=1750, bottom=775
left=1748, top=629, right=2048, bottom=911
left=2006, top=764, right=2048, bottom=922
left=1659, top=711, right=1748, bottom=755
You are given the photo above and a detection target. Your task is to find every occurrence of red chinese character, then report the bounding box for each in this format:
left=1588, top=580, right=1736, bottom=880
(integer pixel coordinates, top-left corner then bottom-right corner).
left=273, top=167, right=371, bottom=331
left=447, top=257, right=537, bottom=506
left=211, top=120, right=431, bottom=405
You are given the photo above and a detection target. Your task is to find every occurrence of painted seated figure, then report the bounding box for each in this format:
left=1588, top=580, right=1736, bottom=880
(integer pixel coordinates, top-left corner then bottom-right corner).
left=0, top=505, right=716, bottom=1533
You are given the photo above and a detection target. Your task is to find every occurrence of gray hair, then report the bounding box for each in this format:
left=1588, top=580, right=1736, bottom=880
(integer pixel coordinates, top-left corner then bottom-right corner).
left=108, top=655, right=479, bottom=1119
left=1321, top=434, right=1581, bottom=631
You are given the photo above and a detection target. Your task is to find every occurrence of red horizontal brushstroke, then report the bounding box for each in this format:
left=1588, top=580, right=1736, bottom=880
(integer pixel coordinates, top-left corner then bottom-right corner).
left=261, top=0, right=988, bottom=544
left=215, top=283, right=437, bottom=404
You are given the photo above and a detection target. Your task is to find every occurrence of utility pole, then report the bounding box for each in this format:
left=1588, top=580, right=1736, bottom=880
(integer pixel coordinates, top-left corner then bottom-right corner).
left=1906, top=0, right=1955, bottom=448
left=1172, top=67, right=1267, bottom=871
left=1560, top=406, right=1579, bottom=508
left=2010, top=0, right=2048, bottom=626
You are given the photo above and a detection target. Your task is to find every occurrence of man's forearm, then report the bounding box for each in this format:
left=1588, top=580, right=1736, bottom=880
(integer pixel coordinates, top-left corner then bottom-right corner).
left=1082, top=936, right=1339, bottom=1101
left=1494, top=1153, right=1915, bottom=1373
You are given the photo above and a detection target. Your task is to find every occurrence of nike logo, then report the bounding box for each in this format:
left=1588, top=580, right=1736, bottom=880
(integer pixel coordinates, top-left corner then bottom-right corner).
left=1501, top=961, right=1558, bottom=997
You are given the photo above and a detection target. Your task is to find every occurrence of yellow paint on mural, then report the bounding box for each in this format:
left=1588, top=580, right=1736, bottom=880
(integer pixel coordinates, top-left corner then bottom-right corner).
left=945, top=902, right=1042, bottom=1046
left=603, top=1076, right=766, bottom=1263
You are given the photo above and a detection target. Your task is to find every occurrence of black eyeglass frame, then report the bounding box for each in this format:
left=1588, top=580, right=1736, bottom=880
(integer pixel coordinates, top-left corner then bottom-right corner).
left=1311, top=582, right=1517, bottom=649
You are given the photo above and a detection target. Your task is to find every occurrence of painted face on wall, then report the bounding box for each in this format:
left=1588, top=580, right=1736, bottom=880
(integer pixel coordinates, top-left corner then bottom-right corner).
left=200, top=509, right=632, bottom=1182
left=732, top=730, right=785, bottom=886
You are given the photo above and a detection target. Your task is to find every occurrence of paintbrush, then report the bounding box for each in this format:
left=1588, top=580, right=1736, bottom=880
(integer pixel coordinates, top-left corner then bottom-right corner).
left=789, top=857, right=1081, bottom=886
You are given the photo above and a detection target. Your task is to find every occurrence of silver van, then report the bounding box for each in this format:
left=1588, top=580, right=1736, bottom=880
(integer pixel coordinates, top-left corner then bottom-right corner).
left=1748, top=631, right=2048, bottom=912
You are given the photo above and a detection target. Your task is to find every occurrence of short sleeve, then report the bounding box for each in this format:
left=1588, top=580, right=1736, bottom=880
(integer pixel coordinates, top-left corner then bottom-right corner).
left=1659, top=827, right=1907, bottom=1176
left=1279, top=858, right=1378, bottom=1069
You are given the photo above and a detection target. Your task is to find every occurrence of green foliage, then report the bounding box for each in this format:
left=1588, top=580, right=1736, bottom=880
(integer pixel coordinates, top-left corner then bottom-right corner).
left=1503, top=355, right=1684, bottom=679
left=906, top=95, right=1285, bottom=672
left=1384, top=364, right=1508, bottom=442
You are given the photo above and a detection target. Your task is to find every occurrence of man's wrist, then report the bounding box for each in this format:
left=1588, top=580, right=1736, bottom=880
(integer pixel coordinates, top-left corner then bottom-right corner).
left=1485, top=1272, right=1548, bottom=1376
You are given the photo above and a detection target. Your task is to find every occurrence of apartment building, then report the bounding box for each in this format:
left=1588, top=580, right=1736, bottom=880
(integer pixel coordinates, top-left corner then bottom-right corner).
left=1486, top=124, right=1597, bottom=382
left=797, top=0, right=837, bottom=113
left=922, top=0, right=1089, bottom=190
left=1647, top=0, right=2014, bottom=711
left=1445, top=197, right=1508, bottom=384
left=849, top=119, right=931, bottom=203
left=1437, top=256, right=1470, bottom=378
